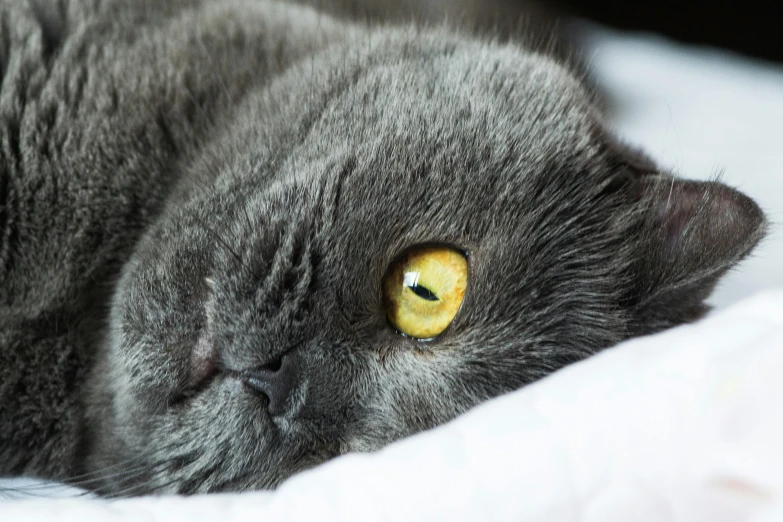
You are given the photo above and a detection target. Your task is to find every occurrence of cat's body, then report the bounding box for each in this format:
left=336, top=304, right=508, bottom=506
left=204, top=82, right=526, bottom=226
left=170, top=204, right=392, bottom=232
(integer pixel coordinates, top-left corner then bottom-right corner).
left=0, top=0, right=765, bottom=496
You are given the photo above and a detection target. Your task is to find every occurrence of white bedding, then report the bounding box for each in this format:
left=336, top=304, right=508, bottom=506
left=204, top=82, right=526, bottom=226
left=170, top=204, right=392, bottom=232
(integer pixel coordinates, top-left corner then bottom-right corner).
left=2, top=25, right=782, bottom=521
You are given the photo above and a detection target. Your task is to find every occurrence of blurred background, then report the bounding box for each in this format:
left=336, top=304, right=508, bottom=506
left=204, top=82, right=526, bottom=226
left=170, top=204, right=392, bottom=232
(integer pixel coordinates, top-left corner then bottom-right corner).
left=568, top=2, right=783, bottom=309
left=562, top=0, right=783, bottom=64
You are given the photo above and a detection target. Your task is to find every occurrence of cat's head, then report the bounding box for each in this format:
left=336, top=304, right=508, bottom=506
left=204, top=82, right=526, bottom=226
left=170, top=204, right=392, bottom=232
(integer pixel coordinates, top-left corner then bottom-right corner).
left=87, top=29, right=765, bottom=495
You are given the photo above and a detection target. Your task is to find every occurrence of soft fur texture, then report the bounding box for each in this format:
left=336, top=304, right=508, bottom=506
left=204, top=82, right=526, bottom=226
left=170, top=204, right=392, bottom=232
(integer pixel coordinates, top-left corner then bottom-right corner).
left=0, top=0, right=766, bottom=496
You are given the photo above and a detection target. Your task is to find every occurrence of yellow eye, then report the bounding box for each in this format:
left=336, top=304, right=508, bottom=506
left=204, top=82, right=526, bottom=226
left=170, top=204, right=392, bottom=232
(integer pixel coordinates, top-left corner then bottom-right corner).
left=382, top=246, right=468, bottom=340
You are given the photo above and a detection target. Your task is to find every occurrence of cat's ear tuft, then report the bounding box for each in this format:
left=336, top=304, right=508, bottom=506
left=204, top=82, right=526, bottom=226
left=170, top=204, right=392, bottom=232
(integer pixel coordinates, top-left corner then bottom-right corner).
left=628, top=175, right=766, bottom=333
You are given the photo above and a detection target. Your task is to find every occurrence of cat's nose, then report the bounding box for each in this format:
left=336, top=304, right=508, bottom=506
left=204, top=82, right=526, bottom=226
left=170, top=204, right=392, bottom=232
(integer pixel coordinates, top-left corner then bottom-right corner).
left=242, top=354, right=299, bottom=416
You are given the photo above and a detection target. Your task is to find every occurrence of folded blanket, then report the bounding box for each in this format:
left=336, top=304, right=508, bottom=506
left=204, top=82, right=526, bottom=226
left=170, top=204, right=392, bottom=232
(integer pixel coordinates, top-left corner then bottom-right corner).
left=2, top=288, right=781, bottom=521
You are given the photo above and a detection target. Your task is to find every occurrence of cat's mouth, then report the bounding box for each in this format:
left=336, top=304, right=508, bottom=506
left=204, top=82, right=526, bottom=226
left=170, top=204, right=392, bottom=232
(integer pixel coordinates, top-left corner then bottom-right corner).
left=182, top=334, right=289, bottom=415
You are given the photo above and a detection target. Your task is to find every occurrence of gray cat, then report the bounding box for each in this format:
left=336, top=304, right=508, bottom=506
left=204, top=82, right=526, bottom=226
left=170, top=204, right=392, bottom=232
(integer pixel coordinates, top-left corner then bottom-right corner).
left=0, top=0, right=766, bottom=496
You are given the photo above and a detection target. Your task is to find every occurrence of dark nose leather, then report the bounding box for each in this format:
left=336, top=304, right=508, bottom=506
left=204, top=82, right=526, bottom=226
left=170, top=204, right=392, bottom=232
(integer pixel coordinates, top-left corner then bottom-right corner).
left=242, top=354, right=298, bottom=416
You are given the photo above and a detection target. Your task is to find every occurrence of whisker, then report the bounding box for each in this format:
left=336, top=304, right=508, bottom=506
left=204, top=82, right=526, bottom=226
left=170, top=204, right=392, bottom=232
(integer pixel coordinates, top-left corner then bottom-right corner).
left=70, top=453, right=187, bottom=498
left=104, top=463, right=184, bottom=499
left=203, top=224, right=244, bottom=267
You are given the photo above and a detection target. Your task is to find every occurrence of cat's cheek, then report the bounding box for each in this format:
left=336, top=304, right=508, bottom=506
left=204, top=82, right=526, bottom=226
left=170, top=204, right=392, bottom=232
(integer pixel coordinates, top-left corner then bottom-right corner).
left=336, top=349, right=461, bottom=453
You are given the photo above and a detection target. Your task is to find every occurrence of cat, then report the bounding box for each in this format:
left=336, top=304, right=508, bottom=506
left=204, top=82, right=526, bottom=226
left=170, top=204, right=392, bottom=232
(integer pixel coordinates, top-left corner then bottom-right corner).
left=0, top=0, right=766, bottom=497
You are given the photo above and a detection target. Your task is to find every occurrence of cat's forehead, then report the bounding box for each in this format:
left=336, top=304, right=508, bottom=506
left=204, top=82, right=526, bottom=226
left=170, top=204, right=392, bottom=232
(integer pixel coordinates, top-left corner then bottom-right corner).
left=238, top=36, right=614, bottom=258
left=217, top=33, right=616, bottom=275
left=308, top=35, right=602, bottom=166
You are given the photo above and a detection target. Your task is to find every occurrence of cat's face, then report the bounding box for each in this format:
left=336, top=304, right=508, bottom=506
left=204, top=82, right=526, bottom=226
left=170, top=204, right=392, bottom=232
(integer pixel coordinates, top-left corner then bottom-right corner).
left=90, top=32, right=764, bottom=495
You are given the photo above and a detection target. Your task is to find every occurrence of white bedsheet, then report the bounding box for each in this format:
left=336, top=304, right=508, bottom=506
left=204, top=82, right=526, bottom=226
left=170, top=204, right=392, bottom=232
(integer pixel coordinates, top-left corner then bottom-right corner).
left=2, top=25, right=782, bottom=521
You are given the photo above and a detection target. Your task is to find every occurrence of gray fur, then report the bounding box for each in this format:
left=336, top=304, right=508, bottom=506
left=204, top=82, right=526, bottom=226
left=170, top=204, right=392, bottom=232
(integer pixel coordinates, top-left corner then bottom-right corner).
left=0, top=0, right=766, bottom=496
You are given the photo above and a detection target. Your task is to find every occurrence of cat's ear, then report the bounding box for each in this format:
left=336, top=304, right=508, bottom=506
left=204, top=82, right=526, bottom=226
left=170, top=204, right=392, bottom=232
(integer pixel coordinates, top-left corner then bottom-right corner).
left=627, top=175, right=766, bottom=334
